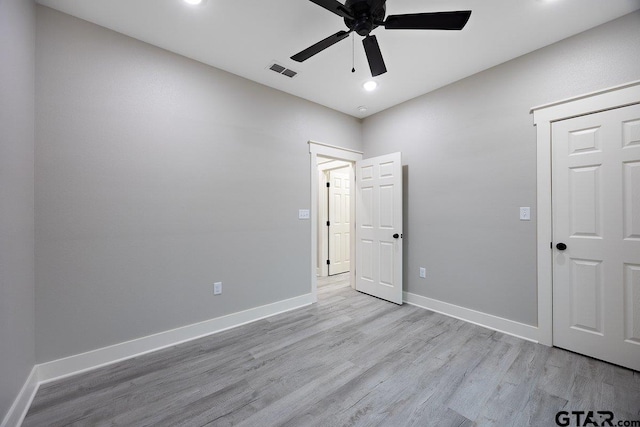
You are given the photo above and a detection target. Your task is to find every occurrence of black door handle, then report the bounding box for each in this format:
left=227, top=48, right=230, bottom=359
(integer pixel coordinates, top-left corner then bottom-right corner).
left=393, top=233, right=400, bottom=239
left=556, top=242, right=567, bottom=251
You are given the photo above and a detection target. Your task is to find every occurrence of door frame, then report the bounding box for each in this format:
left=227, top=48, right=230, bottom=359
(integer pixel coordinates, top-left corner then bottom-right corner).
left=531, top=80, right=640, bottom=346
left=309, top=141, right=363, bottom=302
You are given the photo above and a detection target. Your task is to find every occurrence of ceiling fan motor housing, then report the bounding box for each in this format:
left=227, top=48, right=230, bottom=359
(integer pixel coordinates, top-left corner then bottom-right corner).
left=344, top=0, right=386, bottom=36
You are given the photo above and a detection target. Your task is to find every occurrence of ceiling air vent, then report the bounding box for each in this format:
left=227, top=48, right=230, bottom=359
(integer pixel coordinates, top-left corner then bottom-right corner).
left=269, top=63, right=286, bottom=73
left=267, top=62, right=298, bottom=78
left=281, top=69, right=297, bottom=78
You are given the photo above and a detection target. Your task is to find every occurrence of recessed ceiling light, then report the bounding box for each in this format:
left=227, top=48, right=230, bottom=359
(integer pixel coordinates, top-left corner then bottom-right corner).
left=184, top=0, right=203, bottom=5
left=358, top=106, right=368, bottom=112
left=363, top=81, right=378, bottom=91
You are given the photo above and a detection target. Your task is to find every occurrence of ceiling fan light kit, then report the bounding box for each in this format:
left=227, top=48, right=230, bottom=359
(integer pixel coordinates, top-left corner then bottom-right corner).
left=363, top=80, right=378, bottom=91
left=291, top=0, right=471, bottom=77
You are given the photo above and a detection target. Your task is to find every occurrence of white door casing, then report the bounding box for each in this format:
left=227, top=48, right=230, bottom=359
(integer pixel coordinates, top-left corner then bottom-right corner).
left=328, top=168, right=351, bottom=275
left=552, top=104, right=640, bottom=371
left=355, top=152, right=403, bottom=304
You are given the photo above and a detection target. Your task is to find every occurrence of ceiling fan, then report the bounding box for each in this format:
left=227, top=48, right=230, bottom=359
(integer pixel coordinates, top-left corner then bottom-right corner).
left=291, top=0, right=472, bottom=77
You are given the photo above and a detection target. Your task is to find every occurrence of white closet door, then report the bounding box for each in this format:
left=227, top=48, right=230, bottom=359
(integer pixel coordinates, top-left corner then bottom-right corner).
left=328, top=168, right=351, bottom=275
left=552, top=103, right=640, bottom=371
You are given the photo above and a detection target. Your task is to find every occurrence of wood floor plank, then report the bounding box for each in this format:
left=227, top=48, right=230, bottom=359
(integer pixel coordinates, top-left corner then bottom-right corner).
left=23, top=273, right=640, bottom=426
left=474, top=341, right=551, bottom=425
left=512, top=387, right=569, bottom=427
left=446, top=338, right=521, bottom=420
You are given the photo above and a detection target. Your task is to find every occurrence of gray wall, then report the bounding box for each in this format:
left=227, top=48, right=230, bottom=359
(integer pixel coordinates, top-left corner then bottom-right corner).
left=35, top=6, right=361, bottom=363
left=362, top=11, right=640, bottom=326
left=0, top=0, right=36, bottom=420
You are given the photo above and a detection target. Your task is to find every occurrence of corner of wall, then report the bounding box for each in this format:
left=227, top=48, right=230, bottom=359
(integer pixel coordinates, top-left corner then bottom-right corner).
left=0, top=0, right=37, bottom=423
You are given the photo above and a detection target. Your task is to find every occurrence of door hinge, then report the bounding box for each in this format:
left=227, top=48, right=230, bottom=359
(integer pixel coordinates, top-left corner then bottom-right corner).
left=326, top=182, right=330, bottom=188
left=327, top=221, right=330, bottom=227
left=326, top=259, right=330, bottom=265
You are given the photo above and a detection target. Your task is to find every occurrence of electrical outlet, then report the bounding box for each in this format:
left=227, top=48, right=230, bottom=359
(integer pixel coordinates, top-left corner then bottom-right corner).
left=419, top=267, right=426, bottom=279
left=520, top=207, right=531, bottom=221
left=213, top=282, right=222, bottom=295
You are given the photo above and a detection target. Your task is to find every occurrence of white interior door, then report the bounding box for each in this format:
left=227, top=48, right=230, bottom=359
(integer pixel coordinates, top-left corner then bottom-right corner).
left=355, top=152, right=403, bottom=304
left=552, top=103, right=640, bottom=371
left=328, top=168, right=351, bottom=275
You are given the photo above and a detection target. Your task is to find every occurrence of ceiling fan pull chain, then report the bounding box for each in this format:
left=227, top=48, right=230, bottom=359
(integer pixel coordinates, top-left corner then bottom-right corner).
left=351, top=32, right=355, bottom=73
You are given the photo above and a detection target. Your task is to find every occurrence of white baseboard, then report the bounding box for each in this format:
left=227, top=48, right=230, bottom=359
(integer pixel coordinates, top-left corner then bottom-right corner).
left=403, top=292, right=539, bottom=343
left=1, top=366, right=39, bottom=427
left=37, top=293, right=315, bottom=384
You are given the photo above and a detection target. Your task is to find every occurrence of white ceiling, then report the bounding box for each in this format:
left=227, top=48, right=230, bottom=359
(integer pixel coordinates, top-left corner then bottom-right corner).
left=36, top=0, right=640, bottom=118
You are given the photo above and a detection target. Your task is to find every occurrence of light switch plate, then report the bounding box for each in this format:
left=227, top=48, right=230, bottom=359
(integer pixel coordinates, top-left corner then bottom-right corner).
left=419, top=267, right=426, bottom=279
left=520, top=207, right=531, bottom=221
left=298, top=209, right=310, bottom=220
left=213, top=282, right=222, bottom=295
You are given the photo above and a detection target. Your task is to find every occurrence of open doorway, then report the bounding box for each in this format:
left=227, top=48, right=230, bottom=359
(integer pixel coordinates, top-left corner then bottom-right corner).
left=309, top=141, right=404, bottom=305
left=317, top=158, right=352, bottom=277
left=309, top=142, right=362, bottom=302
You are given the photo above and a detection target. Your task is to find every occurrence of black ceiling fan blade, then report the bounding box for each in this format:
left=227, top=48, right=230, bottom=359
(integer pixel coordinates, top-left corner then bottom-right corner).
left=291, top=30, right=351, bottom=62
left=383, top=11, right=472, bottom=30
left=369, top=0, right=386, bottom=15
left=307, top=0, right=353, bottom=19
left=362, top=35, right=387, bottom=77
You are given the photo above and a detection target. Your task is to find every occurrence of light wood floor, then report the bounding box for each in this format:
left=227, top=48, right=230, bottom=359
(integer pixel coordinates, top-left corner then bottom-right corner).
left=24, top=274, right=640, bottom=426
